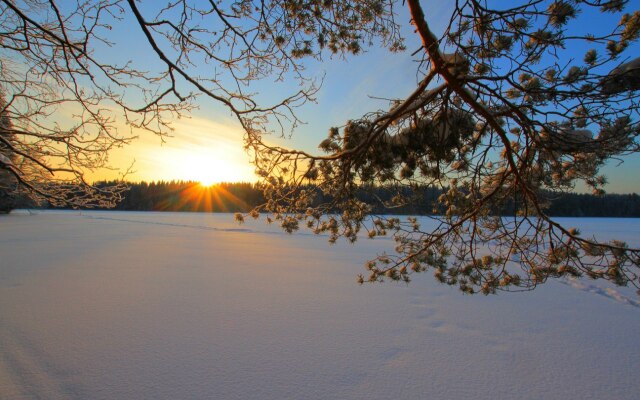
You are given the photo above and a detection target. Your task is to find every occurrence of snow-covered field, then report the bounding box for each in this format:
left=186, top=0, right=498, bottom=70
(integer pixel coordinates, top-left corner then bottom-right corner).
left=1, top=211, right=639, bottom=400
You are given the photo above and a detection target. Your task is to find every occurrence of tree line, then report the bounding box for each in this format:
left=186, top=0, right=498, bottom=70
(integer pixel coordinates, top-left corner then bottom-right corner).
left=12, top=180, right=637, bottom=218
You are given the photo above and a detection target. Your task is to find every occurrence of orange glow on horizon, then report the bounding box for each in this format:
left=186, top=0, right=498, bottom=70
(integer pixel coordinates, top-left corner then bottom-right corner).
left=90, top=116, right=258, bottom=184
left=198, top=178, right=217, bottom=188
left=153, top=182, right=251, bottom=212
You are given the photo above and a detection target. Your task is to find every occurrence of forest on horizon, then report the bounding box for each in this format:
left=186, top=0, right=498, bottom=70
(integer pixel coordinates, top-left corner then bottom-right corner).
left=25, top=180, right=640, bottom=218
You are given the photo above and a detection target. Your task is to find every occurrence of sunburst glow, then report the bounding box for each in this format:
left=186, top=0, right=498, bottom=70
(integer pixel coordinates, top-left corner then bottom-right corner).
left=153, top=182, right=251, bottom=212
left=111, top=117, right=258, bottom=185
left=185, top=154, right=234, bottom=186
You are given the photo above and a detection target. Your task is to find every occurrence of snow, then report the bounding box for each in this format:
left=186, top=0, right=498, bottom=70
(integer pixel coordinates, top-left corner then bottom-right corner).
left=1, top=211, right=639, bottom=399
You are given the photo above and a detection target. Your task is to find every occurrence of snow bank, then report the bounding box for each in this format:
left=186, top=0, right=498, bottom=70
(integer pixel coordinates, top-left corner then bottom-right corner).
left=1, top=211, right=638, bottom=399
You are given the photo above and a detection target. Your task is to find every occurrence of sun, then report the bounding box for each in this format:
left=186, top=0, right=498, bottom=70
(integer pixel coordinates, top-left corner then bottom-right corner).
left=131, top=120, right=258, bottom=185
left=186, top=155, right=230, bottom=186
left=139, top=146, right=257, bottom=184
left=169, top=148, right=257, bottom=186
left=198, top=177, right=217, bottom=187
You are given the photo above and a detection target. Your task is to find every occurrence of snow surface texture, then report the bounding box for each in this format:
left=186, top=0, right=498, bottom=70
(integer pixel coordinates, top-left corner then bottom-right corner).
left=1, top=211, right=639, bottom=400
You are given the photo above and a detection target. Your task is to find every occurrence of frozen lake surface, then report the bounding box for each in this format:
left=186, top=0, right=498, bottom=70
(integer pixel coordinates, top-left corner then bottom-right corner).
left=1, top=211, right=639, bottom=399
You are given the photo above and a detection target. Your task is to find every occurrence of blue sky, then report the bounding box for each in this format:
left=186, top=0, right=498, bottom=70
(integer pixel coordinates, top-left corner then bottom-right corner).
left=93, top=1, right=639, bottom=193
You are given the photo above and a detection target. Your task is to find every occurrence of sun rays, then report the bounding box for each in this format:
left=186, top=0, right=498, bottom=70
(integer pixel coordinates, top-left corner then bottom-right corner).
left=153, top=182, right=252, bottom=212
